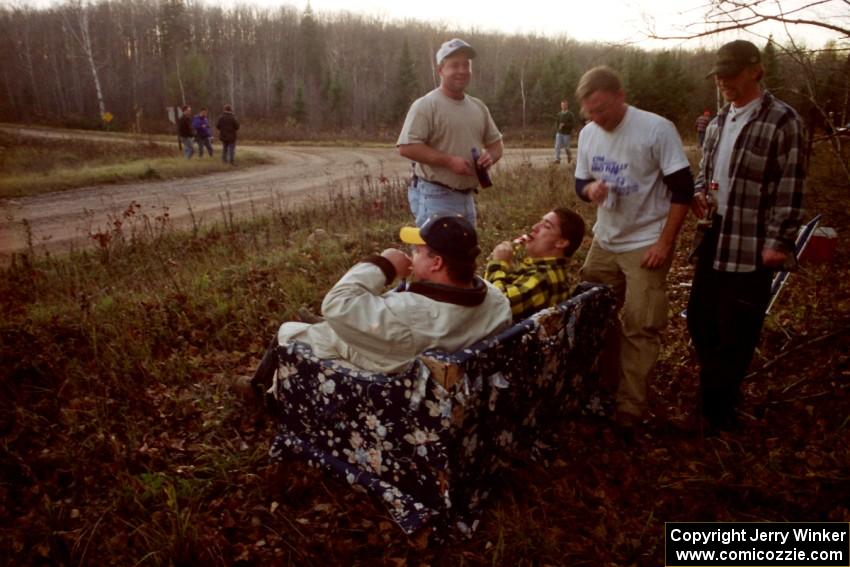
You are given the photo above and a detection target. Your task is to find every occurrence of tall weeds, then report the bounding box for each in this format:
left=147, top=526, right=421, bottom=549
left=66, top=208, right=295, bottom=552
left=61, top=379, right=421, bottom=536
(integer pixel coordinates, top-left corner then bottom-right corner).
left=0, top=162, right=592, bottom=564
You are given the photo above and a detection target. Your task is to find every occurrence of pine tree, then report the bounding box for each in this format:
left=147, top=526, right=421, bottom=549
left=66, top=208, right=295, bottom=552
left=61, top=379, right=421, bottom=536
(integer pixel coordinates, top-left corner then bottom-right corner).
left=649, top=51, right=692, bottom=121
left=763, top=36, right=784, bottom=93
left=299, top=4, right=324, bottom=90
left=167, top=49, right=209, bottom=106
left=292, top=83, right=307, bottom=124
left=538, top=54, right=578, bottom=124
left=158, top=0, right=189, bottom=105
left=527, top=79, right=547, bottom=127
left=495, top=65, right=523, bottom=127
left=390, top=39, right=419, bottom=125
left=812, top=43, right=845, bottom=130
left=325, top=72, right=345, bottom=126
left=158, top=0, right=188, bottom=63
left=274, top=77, right=286, bottom=113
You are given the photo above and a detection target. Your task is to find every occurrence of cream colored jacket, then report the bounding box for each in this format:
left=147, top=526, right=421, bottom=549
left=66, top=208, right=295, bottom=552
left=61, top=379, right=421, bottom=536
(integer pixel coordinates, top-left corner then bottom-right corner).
left=278, top=261, right=511, bottom=374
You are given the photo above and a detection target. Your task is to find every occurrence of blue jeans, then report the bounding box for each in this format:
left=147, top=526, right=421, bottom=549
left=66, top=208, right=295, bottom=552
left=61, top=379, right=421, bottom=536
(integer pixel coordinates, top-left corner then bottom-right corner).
left=180, top=137, right=195, bottom=158
left=407, top=178, right=476, bottom=227
left=554, top=133, right=571, bottom=161
left=222, top=142, right=236, bottom=164
left=197, top=136, right=214, bottom=157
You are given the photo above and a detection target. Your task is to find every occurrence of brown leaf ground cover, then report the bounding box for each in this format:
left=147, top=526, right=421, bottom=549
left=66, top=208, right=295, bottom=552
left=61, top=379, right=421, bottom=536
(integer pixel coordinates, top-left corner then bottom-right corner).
left=1, top=145, right=848, bottom=566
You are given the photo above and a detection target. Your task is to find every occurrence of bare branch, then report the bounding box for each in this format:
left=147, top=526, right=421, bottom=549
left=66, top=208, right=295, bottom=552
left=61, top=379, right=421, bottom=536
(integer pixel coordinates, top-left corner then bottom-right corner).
left=648, top=0, right=850, bottom=43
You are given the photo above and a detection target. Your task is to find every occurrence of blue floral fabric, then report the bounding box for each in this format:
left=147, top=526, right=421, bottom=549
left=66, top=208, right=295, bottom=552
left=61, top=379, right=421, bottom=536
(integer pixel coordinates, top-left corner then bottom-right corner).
left=268, top=283, right=617, bottom=534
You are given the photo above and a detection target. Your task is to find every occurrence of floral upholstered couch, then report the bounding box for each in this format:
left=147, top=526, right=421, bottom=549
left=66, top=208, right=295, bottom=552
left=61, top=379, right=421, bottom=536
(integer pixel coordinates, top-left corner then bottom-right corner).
left=267, top=283, right=617, bottom=534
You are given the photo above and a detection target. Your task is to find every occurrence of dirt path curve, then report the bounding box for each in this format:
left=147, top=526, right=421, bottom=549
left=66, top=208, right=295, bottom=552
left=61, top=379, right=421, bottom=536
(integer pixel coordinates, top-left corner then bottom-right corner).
left=0, top=126, right=558, bottom=262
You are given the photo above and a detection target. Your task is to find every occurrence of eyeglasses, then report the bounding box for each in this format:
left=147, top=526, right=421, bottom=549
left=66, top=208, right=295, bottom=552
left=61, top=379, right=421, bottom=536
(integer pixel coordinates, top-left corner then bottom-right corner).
left=581, top=95, right=619, bottom=120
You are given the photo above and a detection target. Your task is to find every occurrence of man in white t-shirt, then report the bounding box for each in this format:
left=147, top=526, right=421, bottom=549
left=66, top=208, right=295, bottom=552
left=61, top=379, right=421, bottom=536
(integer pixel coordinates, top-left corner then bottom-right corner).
left=396, top=38, right=503, bottom=227
left=574, top=66, right=695, bottom=430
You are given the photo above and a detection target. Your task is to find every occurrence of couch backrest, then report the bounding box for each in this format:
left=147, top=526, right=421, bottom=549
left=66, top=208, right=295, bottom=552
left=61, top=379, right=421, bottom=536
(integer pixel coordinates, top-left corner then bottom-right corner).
left=269, top=282, right=616, bottom=534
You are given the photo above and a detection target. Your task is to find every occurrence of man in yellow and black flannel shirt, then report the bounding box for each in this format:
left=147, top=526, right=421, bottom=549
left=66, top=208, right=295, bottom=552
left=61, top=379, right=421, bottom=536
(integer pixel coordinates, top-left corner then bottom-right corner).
left=484, top=208, right=586, bottom=320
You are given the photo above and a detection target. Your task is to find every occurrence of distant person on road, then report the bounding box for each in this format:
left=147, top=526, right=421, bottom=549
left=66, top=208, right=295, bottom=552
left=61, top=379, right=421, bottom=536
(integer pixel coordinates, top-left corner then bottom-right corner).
left=216, top=104, right=240, bottom=165
left=695, top=110, right=711, bottom=148
left=177, top=105, right=194, bottom=159
left=484, top=207, right=585, bottom=320
left=553, top=100, right=576, bottom=164
left=397, top=38, right=503, bottom=227
left=192, top=107, right=214, bottom=157
left=245, top=214, right=512, bottom=396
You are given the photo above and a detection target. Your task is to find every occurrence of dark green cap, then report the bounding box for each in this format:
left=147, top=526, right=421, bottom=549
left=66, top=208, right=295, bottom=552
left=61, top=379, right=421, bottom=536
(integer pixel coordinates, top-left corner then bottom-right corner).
left=707, top=40, right=761, bottom=78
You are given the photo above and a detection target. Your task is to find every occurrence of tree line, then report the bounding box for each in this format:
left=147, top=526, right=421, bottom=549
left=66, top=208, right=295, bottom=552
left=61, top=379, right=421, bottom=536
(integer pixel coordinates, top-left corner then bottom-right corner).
left=0, top=0, right=847, bottom=141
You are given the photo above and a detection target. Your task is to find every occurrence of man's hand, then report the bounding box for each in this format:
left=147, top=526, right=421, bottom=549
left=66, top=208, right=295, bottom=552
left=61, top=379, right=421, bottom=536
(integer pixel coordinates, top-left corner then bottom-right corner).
left=491, top=241, right=514, bottom=262
left=398, top=143, right=477, bottom=176
left=761, top=247, right=788, bottom=269
left=641, top=240, right=674, bottom=269
left=381, top=248, right=412, bottom=280
left=447, top=155, right=476, bottom=176
left=584, top=180, right=610, bottom=206
left=475, top=150, right=494, bottom=170
left=691, top=191, right=709, bottom=219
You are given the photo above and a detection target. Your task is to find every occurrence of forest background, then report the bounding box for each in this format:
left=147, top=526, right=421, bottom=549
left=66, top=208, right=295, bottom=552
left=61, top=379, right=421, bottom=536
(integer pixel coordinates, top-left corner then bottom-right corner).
left=2, top=1, right=850, bottom=565
left=2, top=0, right=848, bottom=144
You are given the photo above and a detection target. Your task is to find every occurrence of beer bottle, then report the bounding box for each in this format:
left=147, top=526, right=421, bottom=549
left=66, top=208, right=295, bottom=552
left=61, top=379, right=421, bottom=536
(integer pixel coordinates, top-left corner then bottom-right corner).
left=470, top=147, right=493, bottom=188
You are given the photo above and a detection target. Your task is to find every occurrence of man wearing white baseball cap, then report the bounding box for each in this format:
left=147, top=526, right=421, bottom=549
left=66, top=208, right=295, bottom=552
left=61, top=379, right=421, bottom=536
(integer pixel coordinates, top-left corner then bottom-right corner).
left=397, top=38, right=503, bottom=227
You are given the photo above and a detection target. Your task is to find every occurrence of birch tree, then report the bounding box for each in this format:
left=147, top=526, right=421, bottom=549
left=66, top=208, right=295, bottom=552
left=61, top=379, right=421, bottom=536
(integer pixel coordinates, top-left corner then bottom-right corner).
left=64, top=1, right=108, bottom=121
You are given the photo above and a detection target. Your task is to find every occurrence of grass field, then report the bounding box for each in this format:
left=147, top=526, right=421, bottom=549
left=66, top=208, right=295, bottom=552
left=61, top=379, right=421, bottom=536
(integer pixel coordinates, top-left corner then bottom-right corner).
left=1, top=145, right=848, bottom=565
left=0, top=130, right=271, bottom=198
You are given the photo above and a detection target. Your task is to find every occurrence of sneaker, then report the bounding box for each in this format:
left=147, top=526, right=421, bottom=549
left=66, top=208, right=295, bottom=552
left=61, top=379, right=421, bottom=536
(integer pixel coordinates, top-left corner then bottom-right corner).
left=614, top=410, right=641, bottom=429
left=704, top=411, right=741, bottom=435
left=552, top=159, right=561, bottom=164
left=612, top=411, right=643, bottom=443
left=663, top=414, right=702, bottom=438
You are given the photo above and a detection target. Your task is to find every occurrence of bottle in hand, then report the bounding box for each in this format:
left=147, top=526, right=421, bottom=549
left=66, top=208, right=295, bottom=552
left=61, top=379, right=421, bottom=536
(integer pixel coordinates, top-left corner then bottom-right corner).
left=697, top=180, right=718, bottom=228
left=470, top=147, right=493, bottom=188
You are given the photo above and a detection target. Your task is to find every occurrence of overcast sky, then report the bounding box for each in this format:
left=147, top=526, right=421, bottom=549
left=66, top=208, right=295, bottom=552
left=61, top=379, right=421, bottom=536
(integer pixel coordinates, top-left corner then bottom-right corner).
left=11, top=0, right=846, bottom=50
left=224, top=0, right=846, bottom=50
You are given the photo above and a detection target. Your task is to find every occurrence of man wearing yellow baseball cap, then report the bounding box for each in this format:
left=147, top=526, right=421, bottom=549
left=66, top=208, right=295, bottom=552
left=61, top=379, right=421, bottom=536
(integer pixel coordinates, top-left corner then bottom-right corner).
left=246, top=214, right=511, bottom=396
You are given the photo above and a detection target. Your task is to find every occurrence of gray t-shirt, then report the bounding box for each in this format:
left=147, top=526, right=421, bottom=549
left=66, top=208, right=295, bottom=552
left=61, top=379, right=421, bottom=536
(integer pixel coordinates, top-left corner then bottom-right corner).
left=397, top=88, right=502, bottom=191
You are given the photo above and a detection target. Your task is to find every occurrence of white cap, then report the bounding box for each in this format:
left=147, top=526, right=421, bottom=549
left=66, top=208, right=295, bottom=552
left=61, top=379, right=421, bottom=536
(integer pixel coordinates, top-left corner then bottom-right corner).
left=435, top=38, right=476, bottom=65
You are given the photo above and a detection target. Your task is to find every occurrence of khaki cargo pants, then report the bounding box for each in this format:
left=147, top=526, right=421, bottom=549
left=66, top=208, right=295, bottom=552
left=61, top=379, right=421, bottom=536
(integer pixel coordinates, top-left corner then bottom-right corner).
left=580, top=240, right=672, bottom=418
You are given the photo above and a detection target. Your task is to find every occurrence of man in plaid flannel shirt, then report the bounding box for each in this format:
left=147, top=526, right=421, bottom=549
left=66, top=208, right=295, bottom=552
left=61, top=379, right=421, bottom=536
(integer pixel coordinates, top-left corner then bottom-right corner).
left=484, top=208, right=586, bottom=320
left=687, top=40, right=806, bottom=432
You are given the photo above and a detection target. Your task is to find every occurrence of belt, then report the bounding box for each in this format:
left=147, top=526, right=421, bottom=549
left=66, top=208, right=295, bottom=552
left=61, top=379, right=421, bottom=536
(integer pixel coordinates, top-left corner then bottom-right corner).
left=412, top=175, right=476, bottom=194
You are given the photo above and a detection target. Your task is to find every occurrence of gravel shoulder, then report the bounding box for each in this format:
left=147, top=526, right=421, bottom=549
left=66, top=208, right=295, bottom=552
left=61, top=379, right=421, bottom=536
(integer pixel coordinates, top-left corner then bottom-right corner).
left=0, top=126, right=557, bottom=262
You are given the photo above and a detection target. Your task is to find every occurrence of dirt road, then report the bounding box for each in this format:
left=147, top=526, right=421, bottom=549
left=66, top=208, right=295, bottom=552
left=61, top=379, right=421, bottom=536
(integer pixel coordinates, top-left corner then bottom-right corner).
left=0, top=126, right=556, bottom=262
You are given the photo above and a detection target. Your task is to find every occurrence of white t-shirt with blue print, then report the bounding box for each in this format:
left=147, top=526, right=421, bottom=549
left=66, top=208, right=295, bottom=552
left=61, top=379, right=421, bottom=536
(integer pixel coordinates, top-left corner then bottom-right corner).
left=576, top=105, right=689, bottom=253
